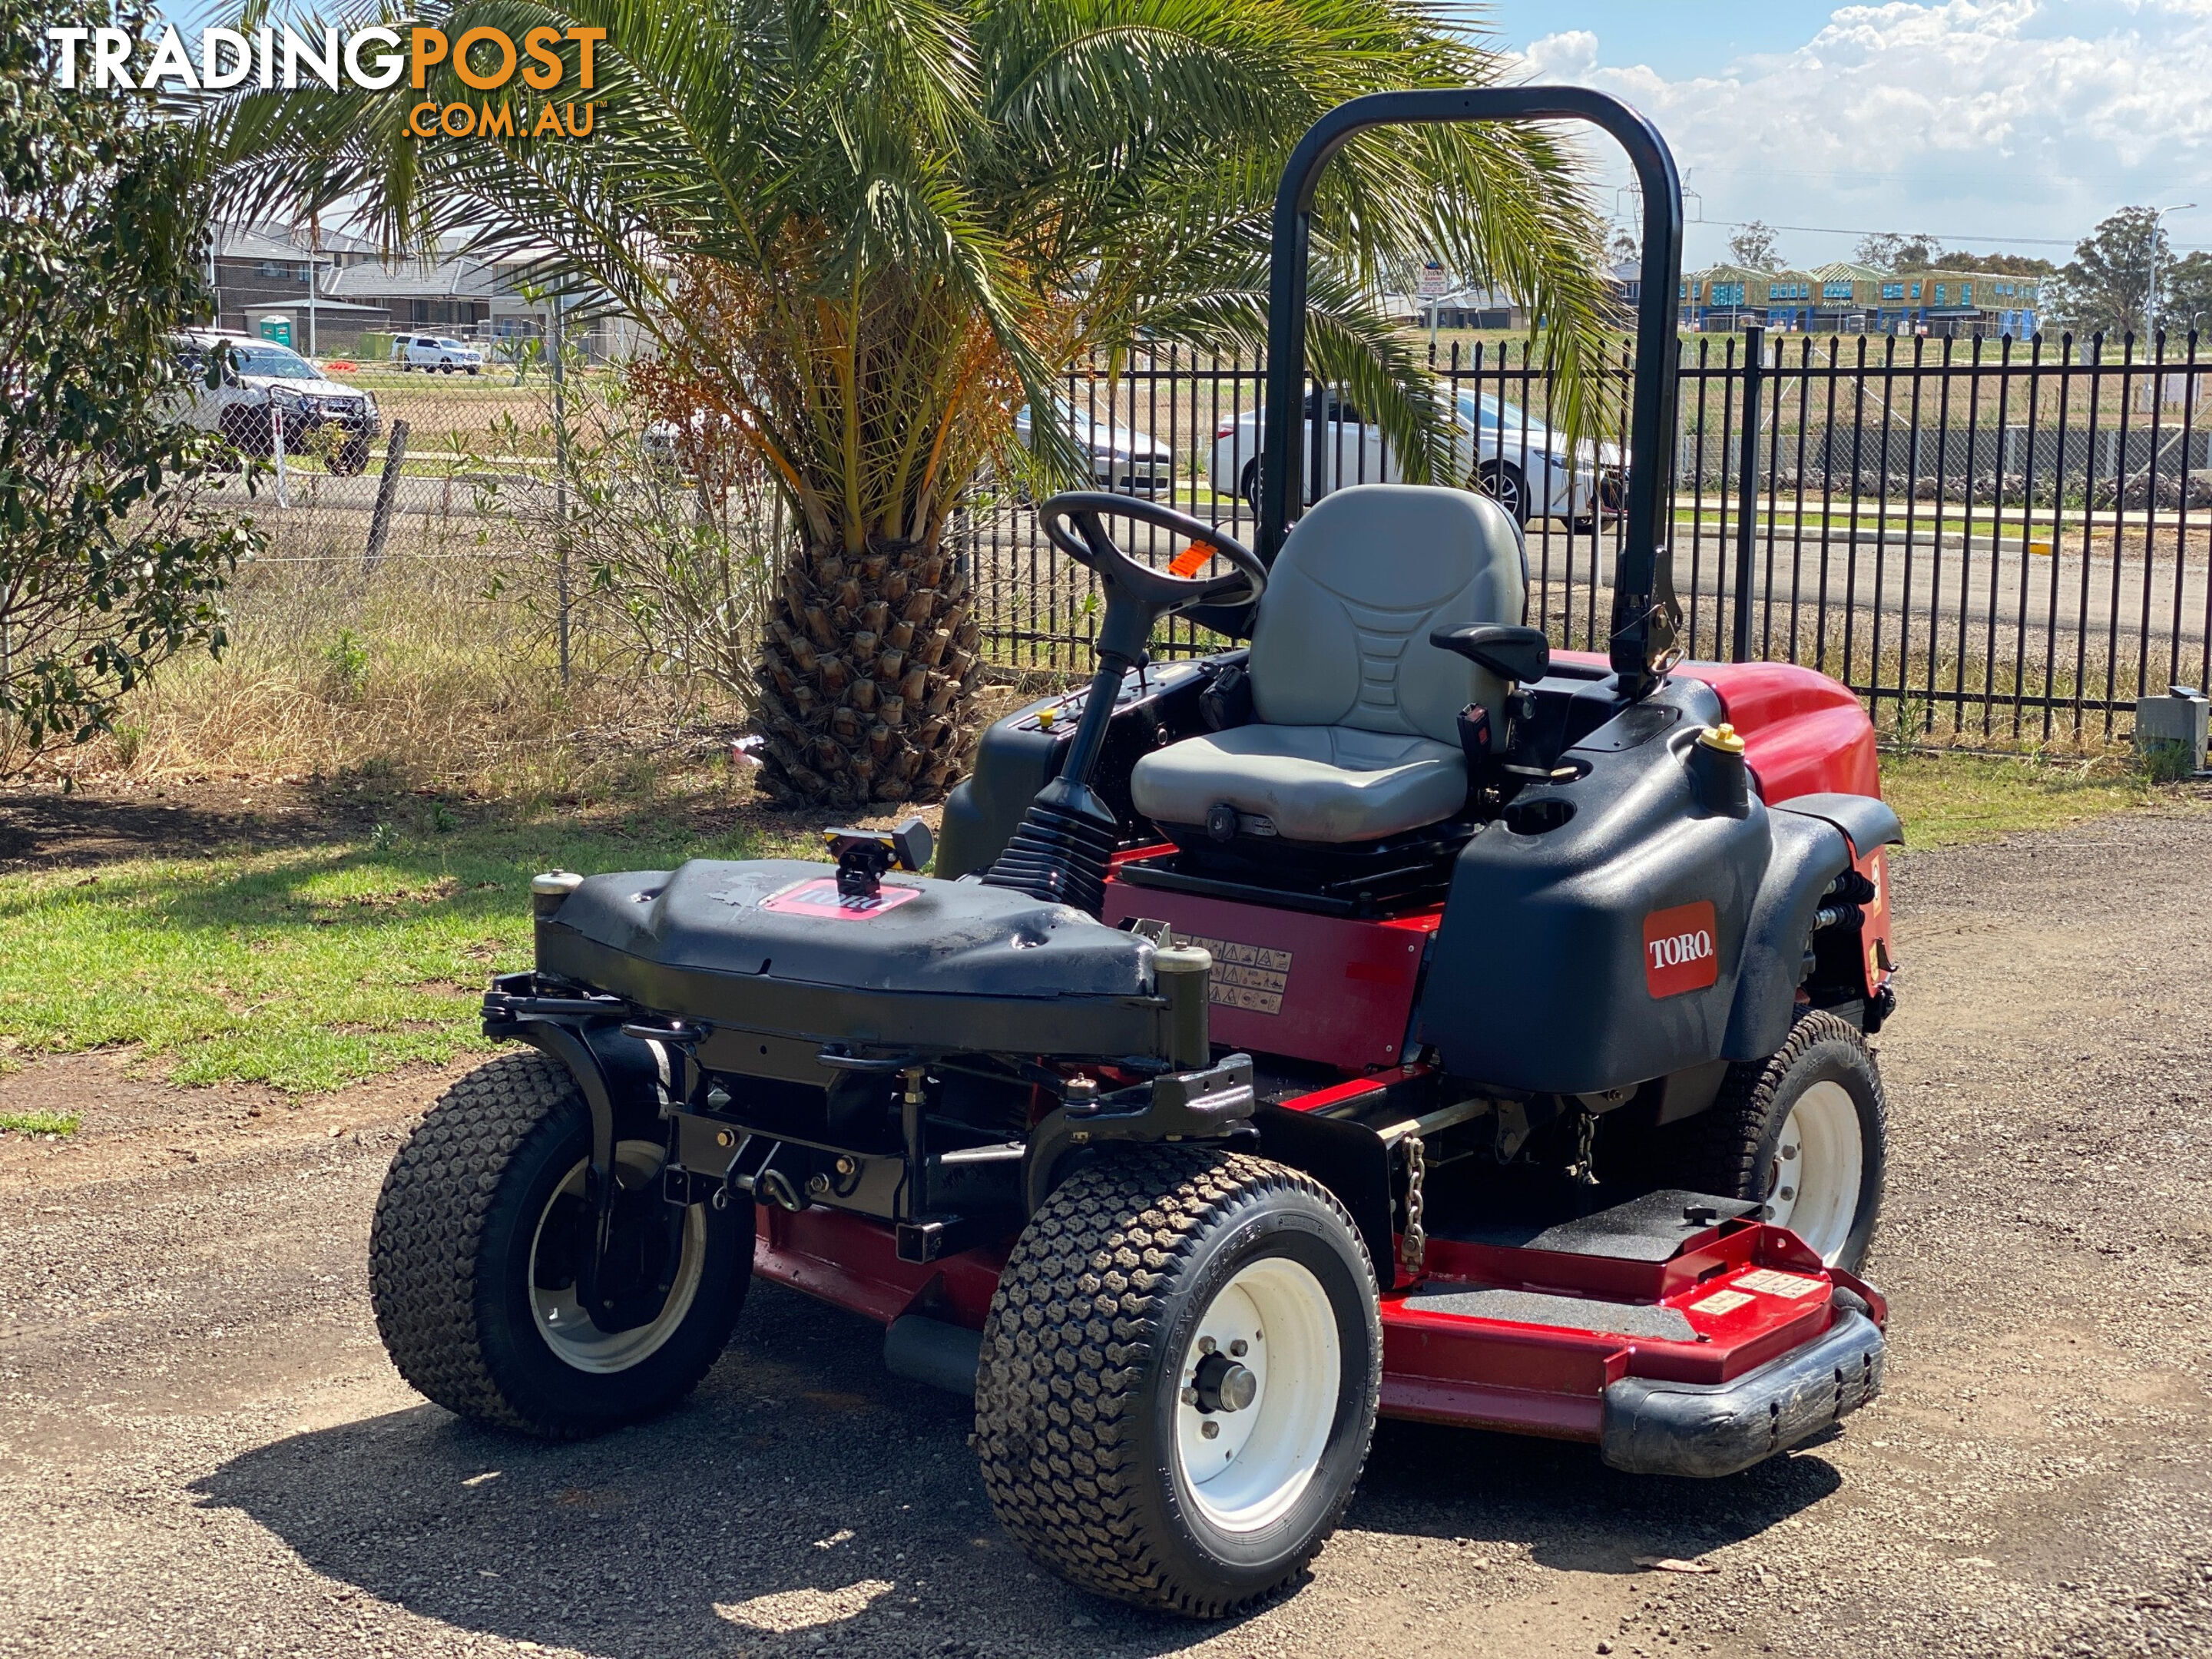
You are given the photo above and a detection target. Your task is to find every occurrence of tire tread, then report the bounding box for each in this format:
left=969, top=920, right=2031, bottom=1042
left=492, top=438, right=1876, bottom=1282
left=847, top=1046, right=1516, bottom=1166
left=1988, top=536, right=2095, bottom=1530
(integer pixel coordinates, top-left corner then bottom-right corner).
left=366, top=1048, right=748, bottom=1440
left=973, top=1147, right=1377, bottom=1617
left=1669, top=1008, right=1887, bottom=1266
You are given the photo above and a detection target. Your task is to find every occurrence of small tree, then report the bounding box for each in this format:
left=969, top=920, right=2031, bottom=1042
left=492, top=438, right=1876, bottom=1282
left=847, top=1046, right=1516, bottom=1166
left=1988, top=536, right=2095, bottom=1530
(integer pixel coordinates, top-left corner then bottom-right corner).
left=2161, top=251, right=2212, bottom=339
left=2053, top=207, right=2168, bottom=339
left=0, top=0, right=253, bottom=771
left=1727, top=221, right=1784, bottom=270
left=216, top=0, right=1614, bottom=808
left=1854, top=231, right=1944, bottom=271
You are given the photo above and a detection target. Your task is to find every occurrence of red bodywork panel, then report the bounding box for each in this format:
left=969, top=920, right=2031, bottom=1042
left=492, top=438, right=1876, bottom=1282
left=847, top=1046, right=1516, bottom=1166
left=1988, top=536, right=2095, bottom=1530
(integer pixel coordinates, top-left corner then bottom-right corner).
left=1100, top=873, right=1438, bottom=1071
left=1556, top=651, right=1880, bottom=800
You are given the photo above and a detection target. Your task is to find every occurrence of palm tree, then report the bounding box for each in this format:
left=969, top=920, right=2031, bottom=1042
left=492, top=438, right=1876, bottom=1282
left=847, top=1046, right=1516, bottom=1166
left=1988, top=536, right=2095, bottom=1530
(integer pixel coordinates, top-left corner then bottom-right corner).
left=211, top=0, right=1612, bottom=806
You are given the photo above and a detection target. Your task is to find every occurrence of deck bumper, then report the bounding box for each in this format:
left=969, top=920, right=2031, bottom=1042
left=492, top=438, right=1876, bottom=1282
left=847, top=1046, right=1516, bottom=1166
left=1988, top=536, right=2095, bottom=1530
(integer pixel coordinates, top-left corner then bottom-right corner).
left=1599, top=1309, right=1885, bottom=1479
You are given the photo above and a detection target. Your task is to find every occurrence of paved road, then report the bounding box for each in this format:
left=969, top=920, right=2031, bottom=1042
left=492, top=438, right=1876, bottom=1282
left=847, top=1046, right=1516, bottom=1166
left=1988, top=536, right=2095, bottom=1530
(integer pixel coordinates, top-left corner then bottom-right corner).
left=4, top=807, right=2212, bottom=1657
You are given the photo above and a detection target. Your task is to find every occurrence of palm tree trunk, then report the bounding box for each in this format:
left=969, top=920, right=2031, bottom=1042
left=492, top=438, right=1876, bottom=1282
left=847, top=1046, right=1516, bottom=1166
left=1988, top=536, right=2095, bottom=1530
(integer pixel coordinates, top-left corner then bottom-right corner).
left=754, top=530, right=983, bottom=805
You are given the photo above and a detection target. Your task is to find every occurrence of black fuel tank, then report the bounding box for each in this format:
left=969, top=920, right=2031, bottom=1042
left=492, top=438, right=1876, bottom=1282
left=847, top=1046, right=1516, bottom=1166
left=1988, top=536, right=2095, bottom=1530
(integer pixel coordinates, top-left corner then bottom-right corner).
left=1416, top=677, right=1774, bottom=1094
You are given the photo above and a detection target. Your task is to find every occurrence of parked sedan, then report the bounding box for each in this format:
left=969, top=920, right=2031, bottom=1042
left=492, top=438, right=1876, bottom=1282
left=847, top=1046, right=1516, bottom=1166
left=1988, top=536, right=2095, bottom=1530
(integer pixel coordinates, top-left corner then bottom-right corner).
left=1014, top=396, right=1174, bottom=495
left=1207, top=388, right=1621, bottom=528
left=168, top=331, right=382, bottom=474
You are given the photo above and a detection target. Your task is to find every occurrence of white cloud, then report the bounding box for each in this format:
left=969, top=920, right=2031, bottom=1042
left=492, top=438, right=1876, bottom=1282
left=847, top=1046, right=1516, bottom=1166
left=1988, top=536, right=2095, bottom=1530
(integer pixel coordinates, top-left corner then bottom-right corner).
left=1518, top=1, right=2212, bottom=263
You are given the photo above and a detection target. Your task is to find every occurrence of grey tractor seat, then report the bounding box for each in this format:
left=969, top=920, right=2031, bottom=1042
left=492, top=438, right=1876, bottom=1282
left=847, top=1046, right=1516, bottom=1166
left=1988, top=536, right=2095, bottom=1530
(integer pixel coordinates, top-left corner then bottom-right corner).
left=1130, top=724, right=1467, bottom=843
left=1131, top=484, right=1527, bottom=846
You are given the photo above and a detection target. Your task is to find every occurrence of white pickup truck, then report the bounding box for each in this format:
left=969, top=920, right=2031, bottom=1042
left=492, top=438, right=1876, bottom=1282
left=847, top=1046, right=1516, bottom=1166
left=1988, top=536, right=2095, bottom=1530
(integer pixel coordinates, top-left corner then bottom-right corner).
left=392, top=333, right=485, bottom=374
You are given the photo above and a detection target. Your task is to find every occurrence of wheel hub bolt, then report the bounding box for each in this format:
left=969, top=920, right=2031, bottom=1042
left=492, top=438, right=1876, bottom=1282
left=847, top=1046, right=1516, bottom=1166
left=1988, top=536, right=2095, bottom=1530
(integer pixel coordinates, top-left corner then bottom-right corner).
left=1193, top=1352, right=1257, bottom=1413
left=1201, top=1420, right=1220, bottom=1440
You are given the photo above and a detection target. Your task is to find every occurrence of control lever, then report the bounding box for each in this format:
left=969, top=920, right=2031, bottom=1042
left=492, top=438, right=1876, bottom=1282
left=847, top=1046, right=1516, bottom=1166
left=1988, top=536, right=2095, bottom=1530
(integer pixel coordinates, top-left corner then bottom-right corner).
left=823, top=817, right=934, bottom=899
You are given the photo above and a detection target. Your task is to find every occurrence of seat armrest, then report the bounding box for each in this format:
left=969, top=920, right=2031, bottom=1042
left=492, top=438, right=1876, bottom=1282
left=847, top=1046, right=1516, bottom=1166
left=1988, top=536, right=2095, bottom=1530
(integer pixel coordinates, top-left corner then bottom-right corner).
left=1430, top=623, right=1550, bottom=684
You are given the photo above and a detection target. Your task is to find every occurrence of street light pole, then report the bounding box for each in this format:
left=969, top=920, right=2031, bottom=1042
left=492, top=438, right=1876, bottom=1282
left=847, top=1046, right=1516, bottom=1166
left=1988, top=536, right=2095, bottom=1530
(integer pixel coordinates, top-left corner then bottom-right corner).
left=2148, top=201, right=2195, bottom=342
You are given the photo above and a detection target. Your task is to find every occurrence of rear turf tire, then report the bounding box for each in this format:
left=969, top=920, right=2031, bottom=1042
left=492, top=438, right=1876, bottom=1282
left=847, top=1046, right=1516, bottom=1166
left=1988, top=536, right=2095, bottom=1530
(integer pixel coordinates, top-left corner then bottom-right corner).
left=369, top=1049, right=749, bottom=1439
left=1664, top=1009, right=1887, bottom=1272
left=974, top=1148, right=1380, bottom=1617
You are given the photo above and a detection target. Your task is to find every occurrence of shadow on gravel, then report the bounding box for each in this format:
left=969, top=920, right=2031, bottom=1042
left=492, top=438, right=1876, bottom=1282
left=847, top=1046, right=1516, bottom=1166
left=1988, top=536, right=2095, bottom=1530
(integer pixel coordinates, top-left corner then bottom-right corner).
left=194, top=1280, right=1843, bottom=1657
left=1348, top=1418, right=1843, bottom=1574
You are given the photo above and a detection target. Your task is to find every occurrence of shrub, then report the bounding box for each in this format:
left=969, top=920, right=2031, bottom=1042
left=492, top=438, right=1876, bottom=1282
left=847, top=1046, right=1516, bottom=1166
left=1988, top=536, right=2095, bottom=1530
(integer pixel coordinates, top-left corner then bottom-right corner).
left=0, top=0, right=257, bottom=773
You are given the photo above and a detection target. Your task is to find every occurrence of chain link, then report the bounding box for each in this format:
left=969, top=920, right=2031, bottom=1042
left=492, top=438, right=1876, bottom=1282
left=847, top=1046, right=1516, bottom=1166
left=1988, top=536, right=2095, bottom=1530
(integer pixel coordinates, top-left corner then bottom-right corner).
left=1566, top=1109, right=1601, bottom=1187
left=1399, top=1134, right=1427, bottom=1277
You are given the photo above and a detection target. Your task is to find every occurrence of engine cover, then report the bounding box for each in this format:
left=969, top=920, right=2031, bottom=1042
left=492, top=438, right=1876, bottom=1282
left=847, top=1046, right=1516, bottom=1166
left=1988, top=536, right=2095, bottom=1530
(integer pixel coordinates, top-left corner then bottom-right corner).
left=536, top=859, right=1171, bottom=1059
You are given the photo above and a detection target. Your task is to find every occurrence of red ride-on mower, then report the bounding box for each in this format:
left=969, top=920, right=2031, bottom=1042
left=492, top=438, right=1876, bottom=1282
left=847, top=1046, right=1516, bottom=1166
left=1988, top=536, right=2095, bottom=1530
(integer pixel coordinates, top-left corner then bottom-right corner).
left=369, top=89, right=1899, bottom=1617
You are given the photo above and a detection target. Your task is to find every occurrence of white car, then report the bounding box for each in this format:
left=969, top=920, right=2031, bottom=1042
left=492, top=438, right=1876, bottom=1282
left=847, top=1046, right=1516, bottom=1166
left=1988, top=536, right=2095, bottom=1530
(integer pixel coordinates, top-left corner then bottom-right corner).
left=1013, top=396, right=1174, bottom=495
left=1208, top=388, right=1621, bottom=528
left=642, top=406, right=743, bottom=475
left=167, top=330, right=381, bottom=473
left=392, top=333, right=484, bottom=374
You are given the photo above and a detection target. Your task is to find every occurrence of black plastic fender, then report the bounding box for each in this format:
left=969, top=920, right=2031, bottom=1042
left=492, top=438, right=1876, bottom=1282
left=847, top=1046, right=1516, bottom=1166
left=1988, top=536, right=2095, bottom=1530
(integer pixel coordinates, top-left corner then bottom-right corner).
left=1416, top=678, right=1771, bottom=1095
left=1720, top=810, right=1853, bottom=1062
left=1774, top=792, right=1904, bottom=858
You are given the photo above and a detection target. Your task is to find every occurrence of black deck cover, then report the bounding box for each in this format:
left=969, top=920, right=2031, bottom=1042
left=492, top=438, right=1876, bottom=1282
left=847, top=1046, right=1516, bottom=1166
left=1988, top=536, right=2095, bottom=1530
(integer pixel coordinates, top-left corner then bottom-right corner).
left=1446, top=1188, right=1761, bottom=1262
left=536, top=859, right=1168, bottom=1057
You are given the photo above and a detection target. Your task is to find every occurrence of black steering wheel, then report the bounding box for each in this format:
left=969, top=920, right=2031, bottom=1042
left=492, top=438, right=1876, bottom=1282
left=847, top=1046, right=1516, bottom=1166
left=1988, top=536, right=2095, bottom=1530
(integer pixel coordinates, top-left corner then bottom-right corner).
left=1039, top=492, right=1269, bottom=628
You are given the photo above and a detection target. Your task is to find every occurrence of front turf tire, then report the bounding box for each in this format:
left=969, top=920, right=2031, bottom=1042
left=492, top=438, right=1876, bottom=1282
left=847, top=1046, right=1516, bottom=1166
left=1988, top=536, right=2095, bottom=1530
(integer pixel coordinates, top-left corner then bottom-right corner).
left=974, top=1149, right=1380, bottom=1618
left=369, top=1049, right=750, bottom=1439
left=1664, top=1009, right=1888, bottom=1272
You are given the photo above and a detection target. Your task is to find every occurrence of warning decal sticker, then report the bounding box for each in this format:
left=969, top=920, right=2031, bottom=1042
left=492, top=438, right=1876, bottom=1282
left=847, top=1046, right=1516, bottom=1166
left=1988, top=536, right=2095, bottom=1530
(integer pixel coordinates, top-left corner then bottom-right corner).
left=759, top=878, right=925, bottom=920
left=1689, top=1289, right=1755, bottom=1317
left=1734, top=1268, right=1827, bottom=1300
left=1642, top=900, right=1720, bottom=998
left=1176, top=933, right=1292, bottom=1015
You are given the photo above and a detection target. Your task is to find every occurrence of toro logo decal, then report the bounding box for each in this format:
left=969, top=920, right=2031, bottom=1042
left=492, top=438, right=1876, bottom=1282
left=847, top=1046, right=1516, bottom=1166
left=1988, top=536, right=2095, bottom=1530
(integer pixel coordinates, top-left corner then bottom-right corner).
left=1643, top=901, right=1719, bottom=998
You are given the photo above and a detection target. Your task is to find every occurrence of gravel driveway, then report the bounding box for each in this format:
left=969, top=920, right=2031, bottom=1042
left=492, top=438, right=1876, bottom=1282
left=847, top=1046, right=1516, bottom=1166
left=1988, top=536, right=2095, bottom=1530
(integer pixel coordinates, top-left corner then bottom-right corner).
left=4, top=807, right=2211, bottom=1659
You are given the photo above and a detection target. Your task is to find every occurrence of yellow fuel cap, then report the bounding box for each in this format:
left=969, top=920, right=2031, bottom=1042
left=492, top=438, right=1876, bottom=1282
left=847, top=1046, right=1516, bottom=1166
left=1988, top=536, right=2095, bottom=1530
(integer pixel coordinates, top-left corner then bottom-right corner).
left=1698, top=721, right=1747, bottom=755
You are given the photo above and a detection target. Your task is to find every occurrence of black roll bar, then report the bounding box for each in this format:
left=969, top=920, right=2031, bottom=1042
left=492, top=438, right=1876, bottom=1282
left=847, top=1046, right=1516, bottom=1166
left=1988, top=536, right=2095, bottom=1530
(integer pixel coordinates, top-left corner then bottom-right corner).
left=1258, top=87, right=1685, bottom=695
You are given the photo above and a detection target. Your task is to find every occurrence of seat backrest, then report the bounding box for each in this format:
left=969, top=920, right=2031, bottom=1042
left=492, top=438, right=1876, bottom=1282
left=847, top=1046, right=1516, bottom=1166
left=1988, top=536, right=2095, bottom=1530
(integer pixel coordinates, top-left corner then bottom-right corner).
left=1247, top=484, right=1528, bottom=743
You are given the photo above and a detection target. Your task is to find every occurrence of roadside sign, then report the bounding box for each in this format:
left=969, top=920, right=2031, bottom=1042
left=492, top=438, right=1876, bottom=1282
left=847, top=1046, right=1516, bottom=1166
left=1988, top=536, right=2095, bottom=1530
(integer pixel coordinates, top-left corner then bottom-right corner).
left=1417, top=263, right=1449, bottom=301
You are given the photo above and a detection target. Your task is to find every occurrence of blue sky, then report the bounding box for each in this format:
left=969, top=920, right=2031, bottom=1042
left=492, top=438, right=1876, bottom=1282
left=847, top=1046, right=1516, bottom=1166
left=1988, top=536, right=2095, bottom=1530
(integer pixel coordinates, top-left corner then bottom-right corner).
left=154, top=2, right=2210, bottom=271
left=1485, top=1, right=2212, bottom=269
left=1488, top=2, right=1829, bottom=80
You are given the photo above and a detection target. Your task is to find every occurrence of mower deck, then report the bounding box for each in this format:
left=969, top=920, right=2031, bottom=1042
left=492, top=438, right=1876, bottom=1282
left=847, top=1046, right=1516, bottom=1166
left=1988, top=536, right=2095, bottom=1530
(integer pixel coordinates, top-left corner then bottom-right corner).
left=755, top=1158, right=1884, bottom=1482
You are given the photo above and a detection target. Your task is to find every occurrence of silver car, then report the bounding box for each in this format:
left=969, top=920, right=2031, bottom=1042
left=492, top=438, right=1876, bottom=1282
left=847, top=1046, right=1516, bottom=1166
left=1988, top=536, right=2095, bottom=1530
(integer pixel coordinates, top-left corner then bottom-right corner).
left=1014, top=396, right=1174, bottom=495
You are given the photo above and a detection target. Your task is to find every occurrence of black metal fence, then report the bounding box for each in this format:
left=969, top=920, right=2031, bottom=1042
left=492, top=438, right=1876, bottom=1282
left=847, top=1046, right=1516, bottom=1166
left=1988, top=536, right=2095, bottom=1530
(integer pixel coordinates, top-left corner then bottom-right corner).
left=958, top=329, right=2212, bottom=745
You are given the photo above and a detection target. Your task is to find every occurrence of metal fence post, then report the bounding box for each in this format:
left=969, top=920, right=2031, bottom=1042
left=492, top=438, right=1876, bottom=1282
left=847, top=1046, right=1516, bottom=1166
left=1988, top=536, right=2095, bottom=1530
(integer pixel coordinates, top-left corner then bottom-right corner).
left=550, top=296, right=571, bottom=687
left=362, top=418, right=409, bottom=570
left=1731, top=325, right=1764, bottom=661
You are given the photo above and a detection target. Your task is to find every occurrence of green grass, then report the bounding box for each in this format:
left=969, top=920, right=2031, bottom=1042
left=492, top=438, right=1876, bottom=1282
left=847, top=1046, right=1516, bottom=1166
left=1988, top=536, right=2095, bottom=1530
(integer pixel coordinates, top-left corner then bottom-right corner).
left=0, top=812, right=783, bottom=1094
left=0, top=1110, right=80, bottom=1135
left=1879, top=749, right=2179, bottom=850
left=0, top=753, right=2187, bottom=1097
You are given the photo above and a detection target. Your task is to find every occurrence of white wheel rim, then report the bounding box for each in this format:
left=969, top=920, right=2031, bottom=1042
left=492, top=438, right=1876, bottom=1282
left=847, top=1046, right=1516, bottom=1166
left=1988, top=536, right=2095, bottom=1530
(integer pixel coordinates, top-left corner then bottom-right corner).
left=1172, top=1257, right=1340, bottom=1535
left=529, top=1141, right=706, bottom=1373
left=1763, top=1081, right=1863, bottom=1264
